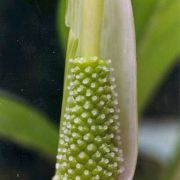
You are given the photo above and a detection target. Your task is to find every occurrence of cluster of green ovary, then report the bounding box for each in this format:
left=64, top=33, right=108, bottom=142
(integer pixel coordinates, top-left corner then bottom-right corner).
left=54, top=57, right=124, bottom=180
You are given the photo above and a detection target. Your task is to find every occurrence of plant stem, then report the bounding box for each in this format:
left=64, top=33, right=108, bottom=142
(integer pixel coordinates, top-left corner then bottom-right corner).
left=80, top=0, right=104, bottom=57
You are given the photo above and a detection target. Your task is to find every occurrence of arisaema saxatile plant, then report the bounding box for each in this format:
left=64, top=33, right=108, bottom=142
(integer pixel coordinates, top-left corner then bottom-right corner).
left=53, top=0, right=138, bottom=180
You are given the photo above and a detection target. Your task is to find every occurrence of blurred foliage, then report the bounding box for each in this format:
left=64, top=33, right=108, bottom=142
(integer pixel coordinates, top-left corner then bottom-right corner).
left=0, top=91, right=58, bottom=159
left=0, top=0, right=179, bottom=179
left=160, top=144, right=180, bottom=180
left=132, top=0, right=180, bottom=113
left=134, top=155, right=163, bottom=180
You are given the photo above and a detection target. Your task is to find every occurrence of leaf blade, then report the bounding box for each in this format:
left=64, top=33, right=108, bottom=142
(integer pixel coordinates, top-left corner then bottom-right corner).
left=132, top=0, right=158, bottom=43
left=134, top=0, right=180, bottom=113
left=0, top=93, right=58, bottom=158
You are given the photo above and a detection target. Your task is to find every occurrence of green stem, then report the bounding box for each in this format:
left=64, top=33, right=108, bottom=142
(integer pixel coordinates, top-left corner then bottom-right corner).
left=80, top=0, right=104, bottom=57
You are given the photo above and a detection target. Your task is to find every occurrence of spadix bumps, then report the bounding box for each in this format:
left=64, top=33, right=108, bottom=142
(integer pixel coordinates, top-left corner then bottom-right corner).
left=54, top=57, right=124, bottom=180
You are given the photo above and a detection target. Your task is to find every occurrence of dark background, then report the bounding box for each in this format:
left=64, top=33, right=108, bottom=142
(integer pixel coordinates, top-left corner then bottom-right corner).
left=0, top=0, right=179, bottom=179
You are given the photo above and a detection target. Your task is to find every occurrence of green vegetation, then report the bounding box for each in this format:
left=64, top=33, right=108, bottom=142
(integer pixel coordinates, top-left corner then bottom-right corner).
left=0, top=92, right=58, bottom=158
left=0, top=0, right=179, bottom=179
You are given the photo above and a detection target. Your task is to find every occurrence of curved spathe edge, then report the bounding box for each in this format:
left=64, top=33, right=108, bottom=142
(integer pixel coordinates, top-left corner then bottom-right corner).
left=101, top=0, right=138, bottom=179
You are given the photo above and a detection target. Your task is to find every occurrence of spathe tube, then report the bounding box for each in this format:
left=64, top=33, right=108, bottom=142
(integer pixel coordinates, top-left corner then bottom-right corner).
left=56, top=0, right=138, bottom=179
